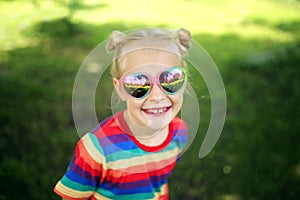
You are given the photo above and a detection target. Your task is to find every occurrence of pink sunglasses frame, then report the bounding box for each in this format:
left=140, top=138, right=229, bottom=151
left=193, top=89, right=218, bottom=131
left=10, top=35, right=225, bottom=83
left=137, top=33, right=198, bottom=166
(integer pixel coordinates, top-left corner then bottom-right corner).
left=118, top=66, right=187, bottom=99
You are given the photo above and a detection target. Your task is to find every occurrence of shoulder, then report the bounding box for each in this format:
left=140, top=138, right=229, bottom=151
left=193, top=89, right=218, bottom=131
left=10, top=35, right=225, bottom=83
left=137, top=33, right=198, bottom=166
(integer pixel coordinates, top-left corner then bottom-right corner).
left=78, top=133, right=106, bottom=164
left=86, top=113, right=126, bottom=142
left=171, top=116, right=188, bottom=131
left=76, top=115, right=120, bottom=159
left=170, top=117, right=188, bottom=145
left=91, top=115, right=120, bottom=136
left=80, top=112, right=131, bottom=156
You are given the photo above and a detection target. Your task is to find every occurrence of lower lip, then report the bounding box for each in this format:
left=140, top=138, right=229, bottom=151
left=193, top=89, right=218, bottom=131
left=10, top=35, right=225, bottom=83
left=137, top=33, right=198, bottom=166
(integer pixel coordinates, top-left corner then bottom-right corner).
left=142, top=106, right=171, bottom=117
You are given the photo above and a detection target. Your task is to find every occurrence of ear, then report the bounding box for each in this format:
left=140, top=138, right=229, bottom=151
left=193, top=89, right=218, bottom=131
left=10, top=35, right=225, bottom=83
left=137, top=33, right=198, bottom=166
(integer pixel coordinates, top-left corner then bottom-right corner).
left=113, top=77, right=119, bottom=87
left=113, top=78, right=126, bottom=101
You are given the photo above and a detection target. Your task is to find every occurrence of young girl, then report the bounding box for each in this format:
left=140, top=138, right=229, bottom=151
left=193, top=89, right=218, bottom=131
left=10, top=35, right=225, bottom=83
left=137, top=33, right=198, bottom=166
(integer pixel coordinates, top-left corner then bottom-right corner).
left=54, top=28, right=192, bottom=200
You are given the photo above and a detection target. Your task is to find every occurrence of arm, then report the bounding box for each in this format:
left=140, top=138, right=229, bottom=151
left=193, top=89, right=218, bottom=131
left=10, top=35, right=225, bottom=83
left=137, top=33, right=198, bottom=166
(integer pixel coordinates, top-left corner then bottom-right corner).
left=54, top=134, right=105, bottom=199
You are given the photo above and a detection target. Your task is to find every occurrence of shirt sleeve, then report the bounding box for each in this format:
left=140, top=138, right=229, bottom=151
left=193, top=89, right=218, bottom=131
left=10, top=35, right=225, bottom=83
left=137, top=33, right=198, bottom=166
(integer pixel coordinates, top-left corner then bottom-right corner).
left=173, top=118, right=188, bottom=162
left=54, top=133, right=106, bottom=200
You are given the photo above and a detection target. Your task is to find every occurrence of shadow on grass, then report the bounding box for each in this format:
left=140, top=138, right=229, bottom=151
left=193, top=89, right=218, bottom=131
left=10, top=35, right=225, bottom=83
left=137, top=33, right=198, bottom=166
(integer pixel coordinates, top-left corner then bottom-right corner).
left=0, top=18, right=299, bottom=199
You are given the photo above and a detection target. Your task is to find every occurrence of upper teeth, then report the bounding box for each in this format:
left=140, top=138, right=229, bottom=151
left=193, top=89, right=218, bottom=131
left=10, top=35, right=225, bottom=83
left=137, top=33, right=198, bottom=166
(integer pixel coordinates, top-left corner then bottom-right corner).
left=147, top=107, right=167, bottom=114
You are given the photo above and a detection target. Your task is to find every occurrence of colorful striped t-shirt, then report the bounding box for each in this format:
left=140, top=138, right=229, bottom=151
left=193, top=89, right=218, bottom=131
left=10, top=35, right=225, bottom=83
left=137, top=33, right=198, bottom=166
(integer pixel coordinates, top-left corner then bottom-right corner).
left=54, top=111, right=188, bottom=200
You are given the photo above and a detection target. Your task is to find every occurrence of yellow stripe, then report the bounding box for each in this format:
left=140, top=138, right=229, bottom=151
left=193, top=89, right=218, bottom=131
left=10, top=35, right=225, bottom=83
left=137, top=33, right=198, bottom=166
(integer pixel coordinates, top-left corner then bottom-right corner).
left=151, top=183, right=168, bottom=200
left=55, top=181, right=93, bottom=198
left=93, top=192, right=113, bottom=200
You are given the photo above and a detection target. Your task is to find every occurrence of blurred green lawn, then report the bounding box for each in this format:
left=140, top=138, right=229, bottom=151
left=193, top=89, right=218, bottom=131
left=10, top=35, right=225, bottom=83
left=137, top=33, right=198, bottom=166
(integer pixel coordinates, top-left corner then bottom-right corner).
left=1, top=0, right=299, bottom=55
left=0, top=0, right=299, bottom=199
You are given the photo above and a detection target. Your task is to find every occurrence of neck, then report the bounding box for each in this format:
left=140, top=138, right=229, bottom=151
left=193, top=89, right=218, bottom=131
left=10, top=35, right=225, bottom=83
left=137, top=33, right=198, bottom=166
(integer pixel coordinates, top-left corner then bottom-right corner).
left=123, top=110, right=169, bottom=140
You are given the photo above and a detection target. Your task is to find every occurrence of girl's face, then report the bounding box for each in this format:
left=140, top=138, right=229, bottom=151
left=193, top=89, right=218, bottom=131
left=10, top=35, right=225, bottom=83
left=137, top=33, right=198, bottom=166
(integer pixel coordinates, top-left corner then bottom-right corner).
left=114, top=49, right=185, bottom=131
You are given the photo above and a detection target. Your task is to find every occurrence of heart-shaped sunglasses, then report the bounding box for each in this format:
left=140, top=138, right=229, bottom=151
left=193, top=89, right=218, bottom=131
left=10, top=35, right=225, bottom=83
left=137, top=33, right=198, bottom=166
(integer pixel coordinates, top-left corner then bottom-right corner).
left=119, top=66, right=188, bottom=99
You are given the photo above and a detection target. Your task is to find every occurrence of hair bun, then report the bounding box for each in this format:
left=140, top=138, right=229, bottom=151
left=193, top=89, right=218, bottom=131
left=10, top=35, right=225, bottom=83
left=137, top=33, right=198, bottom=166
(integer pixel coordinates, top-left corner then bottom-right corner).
left=106, top=31, right=127, bottom=52
left=177, top=28, right=192, bottom=51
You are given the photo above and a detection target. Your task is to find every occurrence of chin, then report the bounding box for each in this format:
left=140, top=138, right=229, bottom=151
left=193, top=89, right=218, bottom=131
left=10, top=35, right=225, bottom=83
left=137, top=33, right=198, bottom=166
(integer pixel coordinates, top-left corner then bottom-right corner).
left=143, top=113, right=174, bottom=130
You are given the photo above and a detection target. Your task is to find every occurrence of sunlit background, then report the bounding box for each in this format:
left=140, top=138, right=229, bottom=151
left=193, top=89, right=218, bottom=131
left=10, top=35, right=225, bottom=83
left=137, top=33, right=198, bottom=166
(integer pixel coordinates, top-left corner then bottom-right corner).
left=0, top=0, right=299, bottom=199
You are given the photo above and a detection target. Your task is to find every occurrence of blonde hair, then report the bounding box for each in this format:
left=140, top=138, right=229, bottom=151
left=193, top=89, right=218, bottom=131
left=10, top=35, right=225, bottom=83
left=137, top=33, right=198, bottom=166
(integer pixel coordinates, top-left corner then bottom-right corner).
left=106, top=28, right=192, bottom=79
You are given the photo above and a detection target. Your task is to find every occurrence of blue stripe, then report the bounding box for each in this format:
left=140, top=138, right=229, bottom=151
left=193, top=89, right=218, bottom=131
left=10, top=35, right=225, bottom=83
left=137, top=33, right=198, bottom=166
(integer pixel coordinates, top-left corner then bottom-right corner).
left=67, top=162, right=99, bottom=187
left=104, top=142, right=139, bottom=154
left=149, top=172, right=171, bottom=187
left=173, top=129, right=188, bottom=138
left=105, top=141, right=179, bottom=162
left=100, top=181, right=153, bottom=195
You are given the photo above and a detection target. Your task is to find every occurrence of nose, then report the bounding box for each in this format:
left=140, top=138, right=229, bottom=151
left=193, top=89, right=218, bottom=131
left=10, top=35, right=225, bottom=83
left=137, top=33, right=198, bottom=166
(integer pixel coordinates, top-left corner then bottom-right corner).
left=147, top=83, right=166, bottom=103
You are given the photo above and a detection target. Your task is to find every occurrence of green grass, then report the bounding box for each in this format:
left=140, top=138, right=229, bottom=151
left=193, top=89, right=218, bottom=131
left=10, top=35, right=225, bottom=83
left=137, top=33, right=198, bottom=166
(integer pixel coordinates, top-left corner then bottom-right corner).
left=1, top=0, right=299, bottom=52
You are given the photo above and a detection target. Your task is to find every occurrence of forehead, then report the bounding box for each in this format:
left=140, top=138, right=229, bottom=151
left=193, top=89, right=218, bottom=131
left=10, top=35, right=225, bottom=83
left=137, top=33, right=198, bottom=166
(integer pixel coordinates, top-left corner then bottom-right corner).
left=120, top=49, right=182, bottom=75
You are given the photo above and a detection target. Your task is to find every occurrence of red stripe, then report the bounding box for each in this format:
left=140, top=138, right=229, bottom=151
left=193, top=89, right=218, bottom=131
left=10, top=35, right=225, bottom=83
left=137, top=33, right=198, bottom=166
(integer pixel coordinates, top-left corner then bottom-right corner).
left=123, top=154, right=178, bottom=173
left=73, top=141, right=105, bottom=177
left=172, top=116, right=187, bottom=129
left=93, top=117, right=124, bottom=138
left=105, top=157, right=177, bottom=184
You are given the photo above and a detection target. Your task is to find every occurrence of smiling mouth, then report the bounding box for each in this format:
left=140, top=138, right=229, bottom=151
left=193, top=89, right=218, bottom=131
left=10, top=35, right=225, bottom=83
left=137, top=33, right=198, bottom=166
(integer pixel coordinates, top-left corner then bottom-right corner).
left=142, top=106, right=171, bottom=115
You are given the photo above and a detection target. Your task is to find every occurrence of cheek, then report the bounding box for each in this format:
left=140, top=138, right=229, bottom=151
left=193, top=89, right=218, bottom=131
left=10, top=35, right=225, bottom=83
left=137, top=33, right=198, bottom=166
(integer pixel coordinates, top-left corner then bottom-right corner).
left=126, top=98, right=144, bottom=110
left=170, top=93, right=184, bottom=108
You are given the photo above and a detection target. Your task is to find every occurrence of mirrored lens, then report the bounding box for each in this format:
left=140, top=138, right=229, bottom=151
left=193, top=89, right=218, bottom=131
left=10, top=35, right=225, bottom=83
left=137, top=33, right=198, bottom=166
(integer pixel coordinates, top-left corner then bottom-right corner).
left=123, top=73, right=150, bottom=98
left=159, top=68, right=186, bottom=94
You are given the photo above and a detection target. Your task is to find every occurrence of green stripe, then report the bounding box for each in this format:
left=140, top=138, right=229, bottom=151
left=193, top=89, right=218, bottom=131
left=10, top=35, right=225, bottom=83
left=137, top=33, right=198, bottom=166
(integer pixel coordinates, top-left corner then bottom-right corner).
left=61, top=176, right=94, bottom=192
left=87, top=133, right=105, bottom=156
left=96, top=188, right=154, bottom=200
